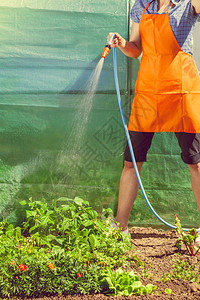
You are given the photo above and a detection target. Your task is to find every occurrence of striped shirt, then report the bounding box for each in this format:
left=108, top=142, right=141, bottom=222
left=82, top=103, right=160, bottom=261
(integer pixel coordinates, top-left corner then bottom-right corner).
left=130, top=0, right=199, bottom=55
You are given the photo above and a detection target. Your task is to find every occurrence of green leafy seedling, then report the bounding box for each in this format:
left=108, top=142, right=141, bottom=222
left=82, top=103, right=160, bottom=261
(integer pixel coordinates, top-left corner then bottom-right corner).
left=165, top=288, right=173, bottom=294
left=175, top=215, right=200, bottom=256
left=99, top=267, right=157, bottom=296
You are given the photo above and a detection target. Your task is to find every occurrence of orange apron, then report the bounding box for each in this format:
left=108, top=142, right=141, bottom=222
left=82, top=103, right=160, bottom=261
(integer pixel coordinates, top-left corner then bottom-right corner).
left=128, top=1, right=200, bottom=133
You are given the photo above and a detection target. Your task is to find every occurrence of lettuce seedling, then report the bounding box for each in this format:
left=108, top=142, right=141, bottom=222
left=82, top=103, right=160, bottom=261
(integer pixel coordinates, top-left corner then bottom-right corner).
left=99, top=267, right=157, bottom=296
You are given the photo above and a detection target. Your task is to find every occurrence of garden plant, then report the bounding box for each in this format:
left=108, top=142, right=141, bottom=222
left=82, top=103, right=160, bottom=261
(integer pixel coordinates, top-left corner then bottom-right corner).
left=0, top=197, right=157, bottom=298
left=175, top=215, right=200, bottom=256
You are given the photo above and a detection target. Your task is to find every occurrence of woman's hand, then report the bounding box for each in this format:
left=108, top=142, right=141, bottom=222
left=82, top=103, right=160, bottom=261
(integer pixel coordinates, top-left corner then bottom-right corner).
left=107, top=32, right=126, bottom=48
left=107, top=23, right=142, bottom=58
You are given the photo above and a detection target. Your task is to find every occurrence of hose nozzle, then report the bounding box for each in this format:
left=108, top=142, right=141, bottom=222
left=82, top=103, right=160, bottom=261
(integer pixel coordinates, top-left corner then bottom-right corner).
left=102, top=44, right=111, bottom=59
left=101, top=33, right=115, bottom=59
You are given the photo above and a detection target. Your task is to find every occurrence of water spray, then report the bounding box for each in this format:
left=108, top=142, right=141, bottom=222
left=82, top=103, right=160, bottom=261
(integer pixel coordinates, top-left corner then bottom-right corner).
left=102, top=39, right=197, bottom=232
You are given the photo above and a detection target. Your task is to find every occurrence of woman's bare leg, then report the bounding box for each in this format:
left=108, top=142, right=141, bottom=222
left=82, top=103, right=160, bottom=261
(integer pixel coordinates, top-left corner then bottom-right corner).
left=116, top=160, right=144, bottom=230
left=188, top=162, right=200, bottom=228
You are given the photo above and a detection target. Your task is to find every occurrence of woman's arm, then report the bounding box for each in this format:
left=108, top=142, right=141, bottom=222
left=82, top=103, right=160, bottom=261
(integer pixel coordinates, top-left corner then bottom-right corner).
left=107, top=22, right=142, bottom=59
left=192, top=0, right=200, bottom=14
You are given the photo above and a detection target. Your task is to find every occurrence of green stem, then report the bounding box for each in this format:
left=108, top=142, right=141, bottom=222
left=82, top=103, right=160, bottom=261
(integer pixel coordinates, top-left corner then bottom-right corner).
left=194, top=246, right=200, bottom=256
left=180, top=232, right=192, bottom=255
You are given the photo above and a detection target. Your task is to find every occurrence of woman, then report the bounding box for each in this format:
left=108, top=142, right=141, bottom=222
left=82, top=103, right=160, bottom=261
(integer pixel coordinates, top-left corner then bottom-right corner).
left=108, top=0, right=200, bottom=237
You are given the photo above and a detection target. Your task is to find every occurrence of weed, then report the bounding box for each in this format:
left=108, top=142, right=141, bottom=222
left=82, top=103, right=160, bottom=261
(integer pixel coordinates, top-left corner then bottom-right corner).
left=162, top=259, right=199, bottom=283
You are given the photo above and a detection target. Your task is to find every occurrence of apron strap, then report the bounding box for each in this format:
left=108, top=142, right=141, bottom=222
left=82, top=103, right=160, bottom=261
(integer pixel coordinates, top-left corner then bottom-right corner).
left=167, top=2, right=174, bottom=13
left=141, top=0, right=154, bottom=17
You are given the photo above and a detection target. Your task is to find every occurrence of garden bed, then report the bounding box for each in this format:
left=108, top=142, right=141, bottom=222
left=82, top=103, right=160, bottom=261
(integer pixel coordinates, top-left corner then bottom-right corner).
left=2, top=199, right=200, bottom=299
left=8, top=226, right=200, bottom=300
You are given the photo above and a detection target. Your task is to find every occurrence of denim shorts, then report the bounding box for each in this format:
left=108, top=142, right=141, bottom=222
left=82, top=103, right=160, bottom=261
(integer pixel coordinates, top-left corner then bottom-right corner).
left=124, top=131, right=200, bottom=164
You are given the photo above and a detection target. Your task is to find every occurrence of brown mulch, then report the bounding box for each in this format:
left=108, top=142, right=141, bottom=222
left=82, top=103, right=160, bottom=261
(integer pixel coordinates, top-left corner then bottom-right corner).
left=9, top=227, right=200, bottom=300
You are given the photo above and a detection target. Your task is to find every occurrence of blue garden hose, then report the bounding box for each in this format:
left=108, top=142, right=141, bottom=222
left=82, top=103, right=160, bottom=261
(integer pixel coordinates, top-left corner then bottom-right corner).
left=112, top=47, right=193, bottom=232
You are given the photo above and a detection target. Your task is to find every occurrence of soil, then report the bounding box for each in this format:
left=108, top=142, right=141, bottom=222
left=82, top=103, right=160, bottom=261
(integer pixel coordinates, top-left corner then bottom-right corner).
left=10, top=227, right=200, bottom=300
